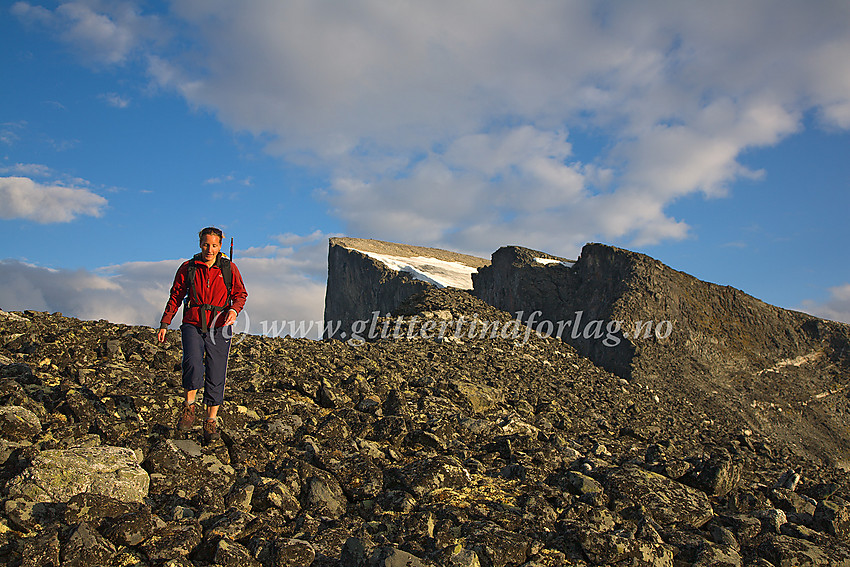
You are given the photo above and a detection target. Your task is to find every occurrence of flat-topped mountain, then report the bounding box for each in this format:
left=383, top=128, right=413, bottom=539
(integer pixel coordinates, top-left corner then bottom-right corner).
left=323, top=237, right=490, bottom=340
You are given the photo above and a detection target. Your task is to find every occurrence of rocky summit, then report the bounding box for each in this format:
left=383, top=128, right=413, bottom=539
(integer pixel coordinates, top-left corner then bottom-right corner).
left=2, top=254, right=850, bottom=566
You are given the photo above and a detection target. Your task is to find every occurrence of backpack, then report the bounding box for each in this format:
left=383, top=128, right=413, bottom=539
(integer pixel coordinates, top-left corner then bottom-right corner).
left=183, top=253, right=233, bottom=332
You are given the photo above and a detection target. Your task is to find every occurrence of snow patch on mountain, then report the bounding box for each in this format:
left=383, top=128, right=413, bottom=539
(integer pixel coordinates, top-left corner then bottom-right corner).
left=360, top=251, right=478, bottom=289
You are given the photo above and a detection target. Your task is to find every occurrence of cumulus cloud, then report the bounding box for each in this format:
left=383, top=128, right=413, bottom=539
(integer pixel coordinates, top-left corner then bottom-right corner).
left=133, top=1, right=848, bottom=254
left=15, top=2, right=850, bottom=254
left=0, top=233, right=331, bottom=338
left=0, top=176, right=107, bottom=223
left=799, top=284, right=850, bottom=325
left=12, top=0, right=154, bottom=65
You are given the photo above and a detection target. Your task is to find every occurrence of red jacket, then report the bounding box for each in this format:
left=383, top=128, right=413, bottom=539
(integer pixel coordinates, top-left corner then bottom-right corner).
left=159, top=253, right=248, bottom=330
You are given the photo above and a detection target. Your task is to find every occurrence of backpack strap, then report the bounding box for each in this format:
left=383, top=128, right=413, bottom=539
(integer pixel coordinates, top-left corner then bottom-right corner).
left=184, top=254, right=233, bottom=333
left=219, top=256, right=233, bottom=300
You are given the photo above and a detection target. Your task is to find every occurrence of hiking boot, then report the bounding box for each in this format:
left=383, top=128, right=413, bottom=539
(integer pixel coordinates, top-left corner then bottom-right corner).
left=178, top=403, right=196, bottom=431
left=203, top=419, right=220, bottom=444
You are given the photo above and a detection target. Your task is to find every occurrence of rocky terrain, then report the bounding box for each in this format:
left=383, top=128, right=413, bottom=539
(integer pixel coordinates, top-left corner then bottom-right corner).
left=473, top=243, right=850, bottom=469
left=2, top=284, right=850, bottom=566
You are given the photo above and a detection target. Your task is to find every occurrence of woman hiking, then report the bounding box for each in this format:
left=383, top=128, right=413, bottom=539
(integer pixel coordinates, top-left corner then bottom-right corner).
left=157, top=227, right=248, bottom=444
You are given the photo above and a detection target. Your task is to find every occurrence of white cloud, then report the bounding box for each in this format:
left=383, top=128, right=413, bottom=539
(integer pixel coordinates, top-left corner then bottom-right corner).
left=13, top=2, right=850, bottom=274
left=12, top=0, right=161, bottom=66
left=0, top=163, right=53, bottom=177
left=130, top=1, right=849, bottom=254
left=799, top=284, right=850, bottom=325
left=0, top=121, right=26, bottom=146
left=0, top=176, right=107, bottom=223
left=100, top=92, right=130, bottom=108
left=204, top=174, right=252, bottom=186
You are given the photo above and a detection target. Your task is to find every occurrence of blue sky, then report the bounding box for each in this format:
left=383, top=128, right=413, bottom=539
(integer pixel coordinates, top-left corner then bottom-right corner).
left=2, top=1, right=849, bottom=336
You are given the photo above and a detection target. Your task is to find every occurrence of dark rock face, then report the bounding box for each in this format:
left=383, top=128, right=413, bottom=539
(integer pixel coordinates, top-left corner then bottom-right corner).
left=2, top=280, right=850, bottom=566
left=473, top=242, right=850, bottom=466
left=323, top=237, right=489, bottom=339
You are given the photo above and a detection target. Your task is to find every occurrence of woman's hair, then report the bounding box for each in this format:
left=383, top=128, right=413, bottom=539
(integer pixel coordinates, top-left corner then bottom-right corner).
left=199, top=226, right=224, bottom=243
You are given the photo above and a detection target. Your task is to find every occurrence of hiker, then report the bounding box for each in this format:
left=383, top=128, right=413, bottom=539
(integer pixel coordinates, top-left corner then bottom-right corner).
left=156, top=227, right=248, bottom=444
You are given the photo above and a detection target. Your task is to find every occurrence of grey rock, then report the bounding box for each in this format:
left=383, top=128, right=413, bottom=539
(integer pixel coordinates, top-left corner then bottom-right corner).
left=369, top=546, right=426, bottom=567
left=275, top=538, right=316, bottom=567
left=813, top=498, right=850, bottom=539
left=305, top=472, right=348, bottom=518
left=605, top=464, right=714, bottom=528
left=680, top=449, right=742, bottom=497
left=225, top=482, right=255, bottom=512
left=758, top=534, right=850, bottom=566
left=692, top=542, right=742, bottom=567
left=7, top=445, right=149, bottom=503
left=576, top=530, right=673, bottom=567
left=252, top=477, right=301, bottom=519
left=395, top=455, right=470, bottom=497
left=60, top=521, right=116, bottom=567
left=141, top=520, right=202, bottom=564
left=756, top=507, right=788, bottom=534
left=562, top=470, right=604, bottom=495
left=0, top=405, right=41, bottom=441
left=214, top=538, right=262, bottom=567
left=446, top=548, right=481, bottom=567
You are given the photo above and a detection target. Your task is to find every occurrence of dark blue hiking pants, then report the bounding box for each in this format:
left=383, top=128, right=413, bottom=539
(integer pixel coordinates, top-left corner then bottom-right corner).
left=181, top=323, right=231, bottom=406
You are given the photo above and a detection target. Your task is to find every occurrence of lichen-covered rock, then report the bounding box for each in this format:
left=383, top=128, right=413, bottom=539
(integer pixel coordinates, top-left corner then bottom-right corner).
left=0, top=405, right=41, bottom=441
left=465, top=523, right=530, bottom=567
left=394, top=455, right=471, bottom=497
left=576, top=530, right=673, bottom=567
left=214, top=538, right=262, bottom=567
left=758, top=534, right=850, bottom=566
left=141, top=520, right=203, bottom=564
left=6, top=446, right=149, bottom=503
left=143, top=438, right=235, bottom=497
left=275, top=538, right=316, bottom=567
left=334, top=452, right=385, bottom=501
left=691, top=542, right=742, bottom=567
left=61, top=522, right=117, bottom=567
left=450, top=380, right=504, bottom=414
left=17, top=525, right=61, bottom=566
left=813, top=498, right=850, bottom=540
left=64, top=492, right=142, bottom=527
left=680, top=449, right=742, bottom=497
left=102, top=504, right=154, bottom=546
left=369, top=546, right=427, bottom=567
left=604, top=464, right=714, bottom=528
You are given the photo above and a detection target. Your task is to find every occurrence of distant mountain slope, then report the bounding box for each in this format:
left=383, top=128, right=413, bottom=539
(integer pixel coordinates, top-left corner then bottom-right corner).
left=473, top=242, right=850, bottom=467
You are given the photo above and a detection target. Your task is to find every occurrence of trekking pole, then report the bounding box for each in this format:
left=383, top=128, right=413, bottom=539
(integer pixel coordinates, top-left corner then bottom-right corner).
left=229, top=237, right=233, bottom=260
